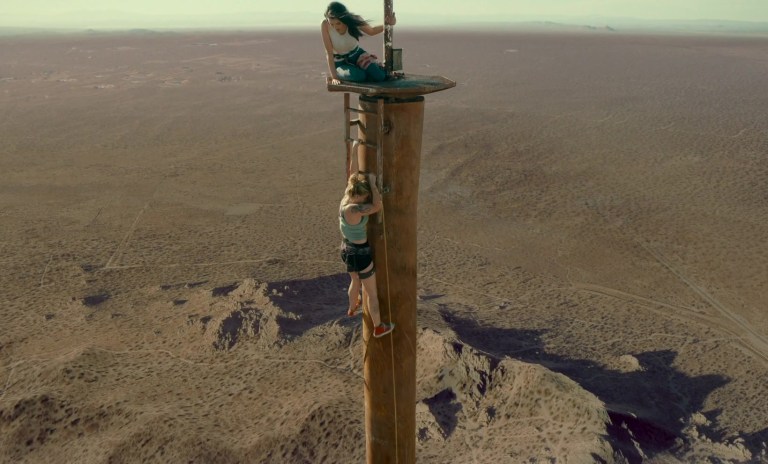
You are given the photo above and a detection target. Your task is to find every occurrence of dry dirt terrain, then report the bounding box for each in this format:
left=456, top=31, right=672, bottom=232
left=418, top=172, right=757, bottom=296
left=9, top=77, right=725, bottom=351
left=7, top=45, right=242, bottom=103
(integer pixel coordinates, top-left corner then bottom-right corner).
left=1, top=29, right=767, bottom=463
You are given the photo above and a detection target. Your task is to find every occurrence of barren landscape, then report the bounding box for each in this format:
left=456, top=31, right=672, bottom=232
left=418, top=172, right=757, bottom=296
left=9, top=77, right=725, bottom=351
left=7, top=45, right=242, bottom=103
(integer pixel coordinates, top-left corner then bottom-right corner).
left=1, top=29, right=767, bottom=462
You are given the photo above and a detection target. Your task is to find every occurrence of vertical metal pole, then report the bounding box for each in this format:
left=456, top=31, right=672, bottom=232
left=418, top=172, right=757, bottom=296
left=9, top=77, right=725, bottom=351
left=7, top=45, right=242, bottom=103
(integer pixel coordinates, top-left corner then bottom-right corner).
left=344, top=93, right=351, bottom=178
left=376, top=98, right=385, bottom=223
left=360, top=94, right=423, bottom=464
left=383, top=0, right=394, bottom=76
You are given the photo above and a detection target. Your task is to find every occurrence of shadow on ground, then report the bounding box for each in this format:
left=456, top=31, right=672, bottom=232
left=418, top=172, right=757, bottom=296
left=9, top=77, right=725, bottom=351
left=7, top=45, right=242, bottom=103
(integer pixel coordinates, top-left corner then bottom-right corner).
left=437, top=307, right=740, bottom=462
left=256, top=275, right=767, bottom=461
left=266, top=273, right=354, bottom=334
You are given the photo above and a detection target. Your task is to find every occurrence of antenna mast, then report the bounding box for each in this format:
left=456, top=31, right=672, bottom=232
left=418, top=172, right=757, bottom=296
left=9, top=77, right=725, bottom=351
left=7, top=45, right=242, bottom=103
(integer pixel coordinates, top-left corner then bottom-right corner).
left=384, top=0, right=394, bottom=75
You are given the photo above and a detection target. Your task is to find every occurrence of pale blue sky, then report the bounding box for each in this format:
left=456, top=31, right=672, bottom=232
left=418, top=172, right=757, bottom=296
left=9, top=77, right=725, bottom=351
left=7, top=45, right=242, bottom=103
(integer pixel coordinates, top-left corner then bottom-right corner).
left=2, top=0, right=767, bottom=29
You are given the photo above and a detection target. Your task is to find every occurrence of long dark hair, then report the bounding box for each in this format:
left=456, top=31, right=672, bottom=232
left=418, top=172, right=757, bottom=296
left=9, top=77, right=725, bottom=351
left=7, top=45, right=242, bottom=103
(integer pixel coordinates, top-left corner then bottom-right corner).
left=325, top=2, right=369, bottom=40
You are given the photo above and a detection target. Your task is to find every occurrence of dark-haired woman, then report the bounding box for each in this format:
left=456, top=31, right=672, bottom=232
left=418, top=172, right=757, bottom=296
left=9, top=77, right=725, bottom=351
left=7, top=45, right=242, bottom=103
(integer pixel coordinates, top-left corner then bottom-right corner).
left=321, top=2, right=396, bottom=84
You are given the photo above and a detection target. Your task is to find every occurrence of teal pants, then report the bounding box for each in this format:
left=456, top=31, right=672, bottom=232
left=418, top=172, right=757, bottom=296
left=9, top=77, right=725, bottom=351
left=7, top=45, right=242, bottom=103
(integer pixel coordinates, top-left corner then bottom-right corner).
left=334, top=47, right=386, bottom=83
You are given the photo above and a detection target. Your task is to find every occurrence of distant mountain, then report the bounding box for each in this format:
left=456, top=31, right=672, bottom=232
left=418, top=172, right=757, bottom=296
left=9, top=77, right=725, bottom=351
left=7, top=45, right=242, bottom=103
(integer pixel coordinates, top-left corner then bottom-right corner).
left=1, top=12, right=767, bottom=35
left=575, top=17, right=768, bottom=33
left=0, top=10, right=318, bottom=30
left=0, top=27, right=73, bottom=36
left=428, top=17, right=768, bottom=35
left=639, top=18, right=768, bottom=33
left=440, top=21, right=617, bottom=32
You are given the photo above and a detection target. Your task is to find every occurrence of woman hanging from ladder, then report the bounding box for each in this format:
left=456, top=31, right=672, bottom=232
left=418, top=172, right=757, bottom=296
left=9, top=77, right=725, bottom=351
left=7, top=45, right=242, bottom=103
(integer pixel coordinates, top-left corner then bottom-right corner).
left=322, top=2, right=395, bottom=85
left=339, top=141, right=395, bottom=338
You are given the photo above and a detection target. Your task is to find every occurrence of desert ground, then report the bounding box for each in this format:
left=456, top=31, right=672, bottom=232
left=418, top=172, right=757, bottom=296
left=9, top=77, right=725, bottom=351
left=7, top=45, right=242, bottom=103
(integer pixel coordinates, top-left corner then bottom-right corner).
left=1, top=28, right=767, bottom=463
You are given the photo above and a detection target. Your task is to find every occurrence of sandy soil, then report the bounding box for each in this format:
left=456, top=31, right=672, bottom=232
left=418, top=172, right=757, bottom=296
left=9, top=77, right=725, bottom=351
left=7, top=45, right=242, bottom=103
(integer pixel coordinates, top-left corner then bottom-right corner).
left=1, top=30, right=767, bottom=463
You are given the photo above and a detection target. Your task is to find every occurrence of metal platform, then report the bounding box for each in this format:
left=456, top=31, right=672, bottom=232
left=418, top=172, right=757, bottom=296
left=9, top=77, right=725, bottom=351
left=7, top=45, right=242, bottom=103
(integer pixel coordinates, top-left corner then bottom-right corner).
left=327, top=73, right=456, bottom=98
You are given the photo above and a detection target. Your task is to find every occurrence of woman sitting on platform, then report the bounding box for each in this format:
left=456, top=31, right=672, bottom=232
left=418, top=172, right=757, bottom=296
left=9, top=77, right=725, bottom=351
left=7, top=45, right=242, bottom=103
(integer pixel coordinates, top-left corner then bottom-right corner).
left=322, top=2, right=395, bottom=85
left=339, top=142, right=394, bottom=338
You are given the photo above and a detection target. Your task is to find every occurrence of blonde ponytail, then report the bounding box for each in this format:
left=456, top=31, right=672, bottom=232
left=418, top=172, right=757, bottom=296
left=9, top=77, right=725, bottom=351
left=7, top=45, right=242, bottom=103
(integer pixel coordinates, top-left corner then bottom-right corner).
left=345, top=173, right=371, bottom=198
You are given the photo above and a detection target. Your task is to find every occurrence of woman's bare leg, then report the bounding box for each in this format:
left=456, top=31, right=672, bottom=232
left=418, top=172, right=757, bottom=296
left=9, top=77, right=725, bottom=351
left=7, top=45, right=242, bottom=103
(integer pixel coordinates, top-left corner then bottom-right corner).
left=347, top=273, right=362, bottom=316
left=360, top=268, right=382, bottom=327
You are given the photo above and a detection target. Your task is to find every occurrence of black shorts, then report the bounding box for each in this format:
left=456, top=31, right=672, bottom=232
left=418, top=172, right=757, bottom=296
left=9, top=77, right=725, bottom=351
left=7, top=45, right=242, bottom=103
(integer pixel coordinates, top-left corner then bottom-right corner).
left=341, top=241, right=373, bottom=274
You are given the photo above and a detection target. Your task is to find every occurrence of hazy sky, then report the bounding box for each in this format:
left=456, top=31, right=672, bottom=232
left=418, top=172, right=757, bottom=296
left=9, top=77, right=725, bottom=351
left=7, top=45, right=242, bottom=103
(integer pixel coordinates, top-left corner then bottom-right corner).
left=2, top=0, right=768, bottom=28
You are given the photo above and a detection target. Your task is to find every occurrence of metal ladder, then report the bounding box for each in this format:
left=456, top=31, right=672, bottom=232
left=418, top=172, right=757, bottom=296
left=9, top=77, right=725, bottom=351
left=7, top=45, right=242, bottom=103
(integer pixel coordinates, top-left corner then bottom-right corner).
left=343, top=93, right=388, bottom=203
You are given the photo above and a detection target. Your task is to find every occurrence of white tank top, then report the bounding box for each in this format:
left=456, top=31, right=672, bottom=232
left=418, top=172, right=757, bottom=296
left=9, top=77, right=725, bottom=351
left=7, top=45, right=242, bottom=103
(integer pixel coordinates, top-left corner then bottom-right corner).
left=328, top=24, right=359, bottom=54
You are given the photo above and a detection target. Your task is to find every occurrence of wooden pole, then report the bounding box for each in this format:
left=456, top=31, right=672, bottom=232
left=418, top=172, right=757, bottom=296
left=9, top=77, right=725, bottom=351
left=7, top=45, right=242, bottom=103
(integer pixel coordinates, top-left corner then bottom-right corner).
left=360, top=95, right=424, bottom=464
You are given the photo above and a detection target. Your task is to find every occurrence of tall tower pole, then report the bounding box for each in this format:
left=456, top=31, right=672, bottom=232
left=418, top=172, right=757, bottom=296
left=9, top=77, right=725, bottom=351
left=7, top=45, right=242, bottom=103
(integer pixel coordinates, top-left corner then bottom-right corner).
left=360, top=95, right=423, bottom=463
left=327, top=2, right=454, bottom=461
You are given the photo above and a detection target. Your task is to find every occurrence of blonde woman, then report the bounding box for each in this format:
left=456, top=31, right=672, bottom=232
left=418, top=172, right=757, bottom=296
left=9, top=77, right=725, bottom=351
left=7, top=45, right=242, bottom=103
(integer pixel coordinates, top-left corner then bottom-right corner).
left=339, top=144, right=394, bottom=338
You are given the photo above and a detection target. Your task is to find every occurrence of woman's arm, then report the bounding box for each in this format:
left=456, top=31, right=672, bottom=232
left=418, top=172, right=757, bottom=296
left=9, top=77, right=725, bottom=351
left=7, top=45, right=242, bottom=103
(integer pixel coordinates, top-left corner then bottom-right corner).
left=349, top=140, right=360, bottom=174
left=359, top=24, right=384, bottom=36
left=321, top=21, right=341, bottom=85
left=368, top=174, right=382, bottom=209
left=350, top=199, right=381, bottom=218
left=346, top=175, right=382, bottom=220
left=360, top=12, right=396, bottom=36
left=349, top=140, right=369, bottom=175
left=358, top=173, right=382, bottom=216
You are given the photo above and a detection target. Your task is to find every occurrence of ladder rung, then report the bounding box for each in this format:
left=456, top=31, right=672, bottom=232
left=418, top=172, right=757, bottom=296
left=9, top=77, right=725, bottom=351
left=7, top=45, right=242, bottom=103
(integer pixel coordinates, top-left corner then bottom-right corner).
left=349, top=119, right=364, bottom=128
left=347, top=107, right=378, bottom=115
left=345, top=137, right=376, bottom=149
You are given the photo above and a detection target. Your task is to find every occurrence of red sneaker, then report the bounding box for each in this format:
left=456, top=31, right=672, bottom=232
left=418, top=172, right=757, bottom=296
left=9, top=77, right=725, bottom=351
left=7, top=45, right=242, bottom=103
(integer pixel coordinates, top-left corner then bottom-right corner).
left=373, top=322, right=395, bottom=338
